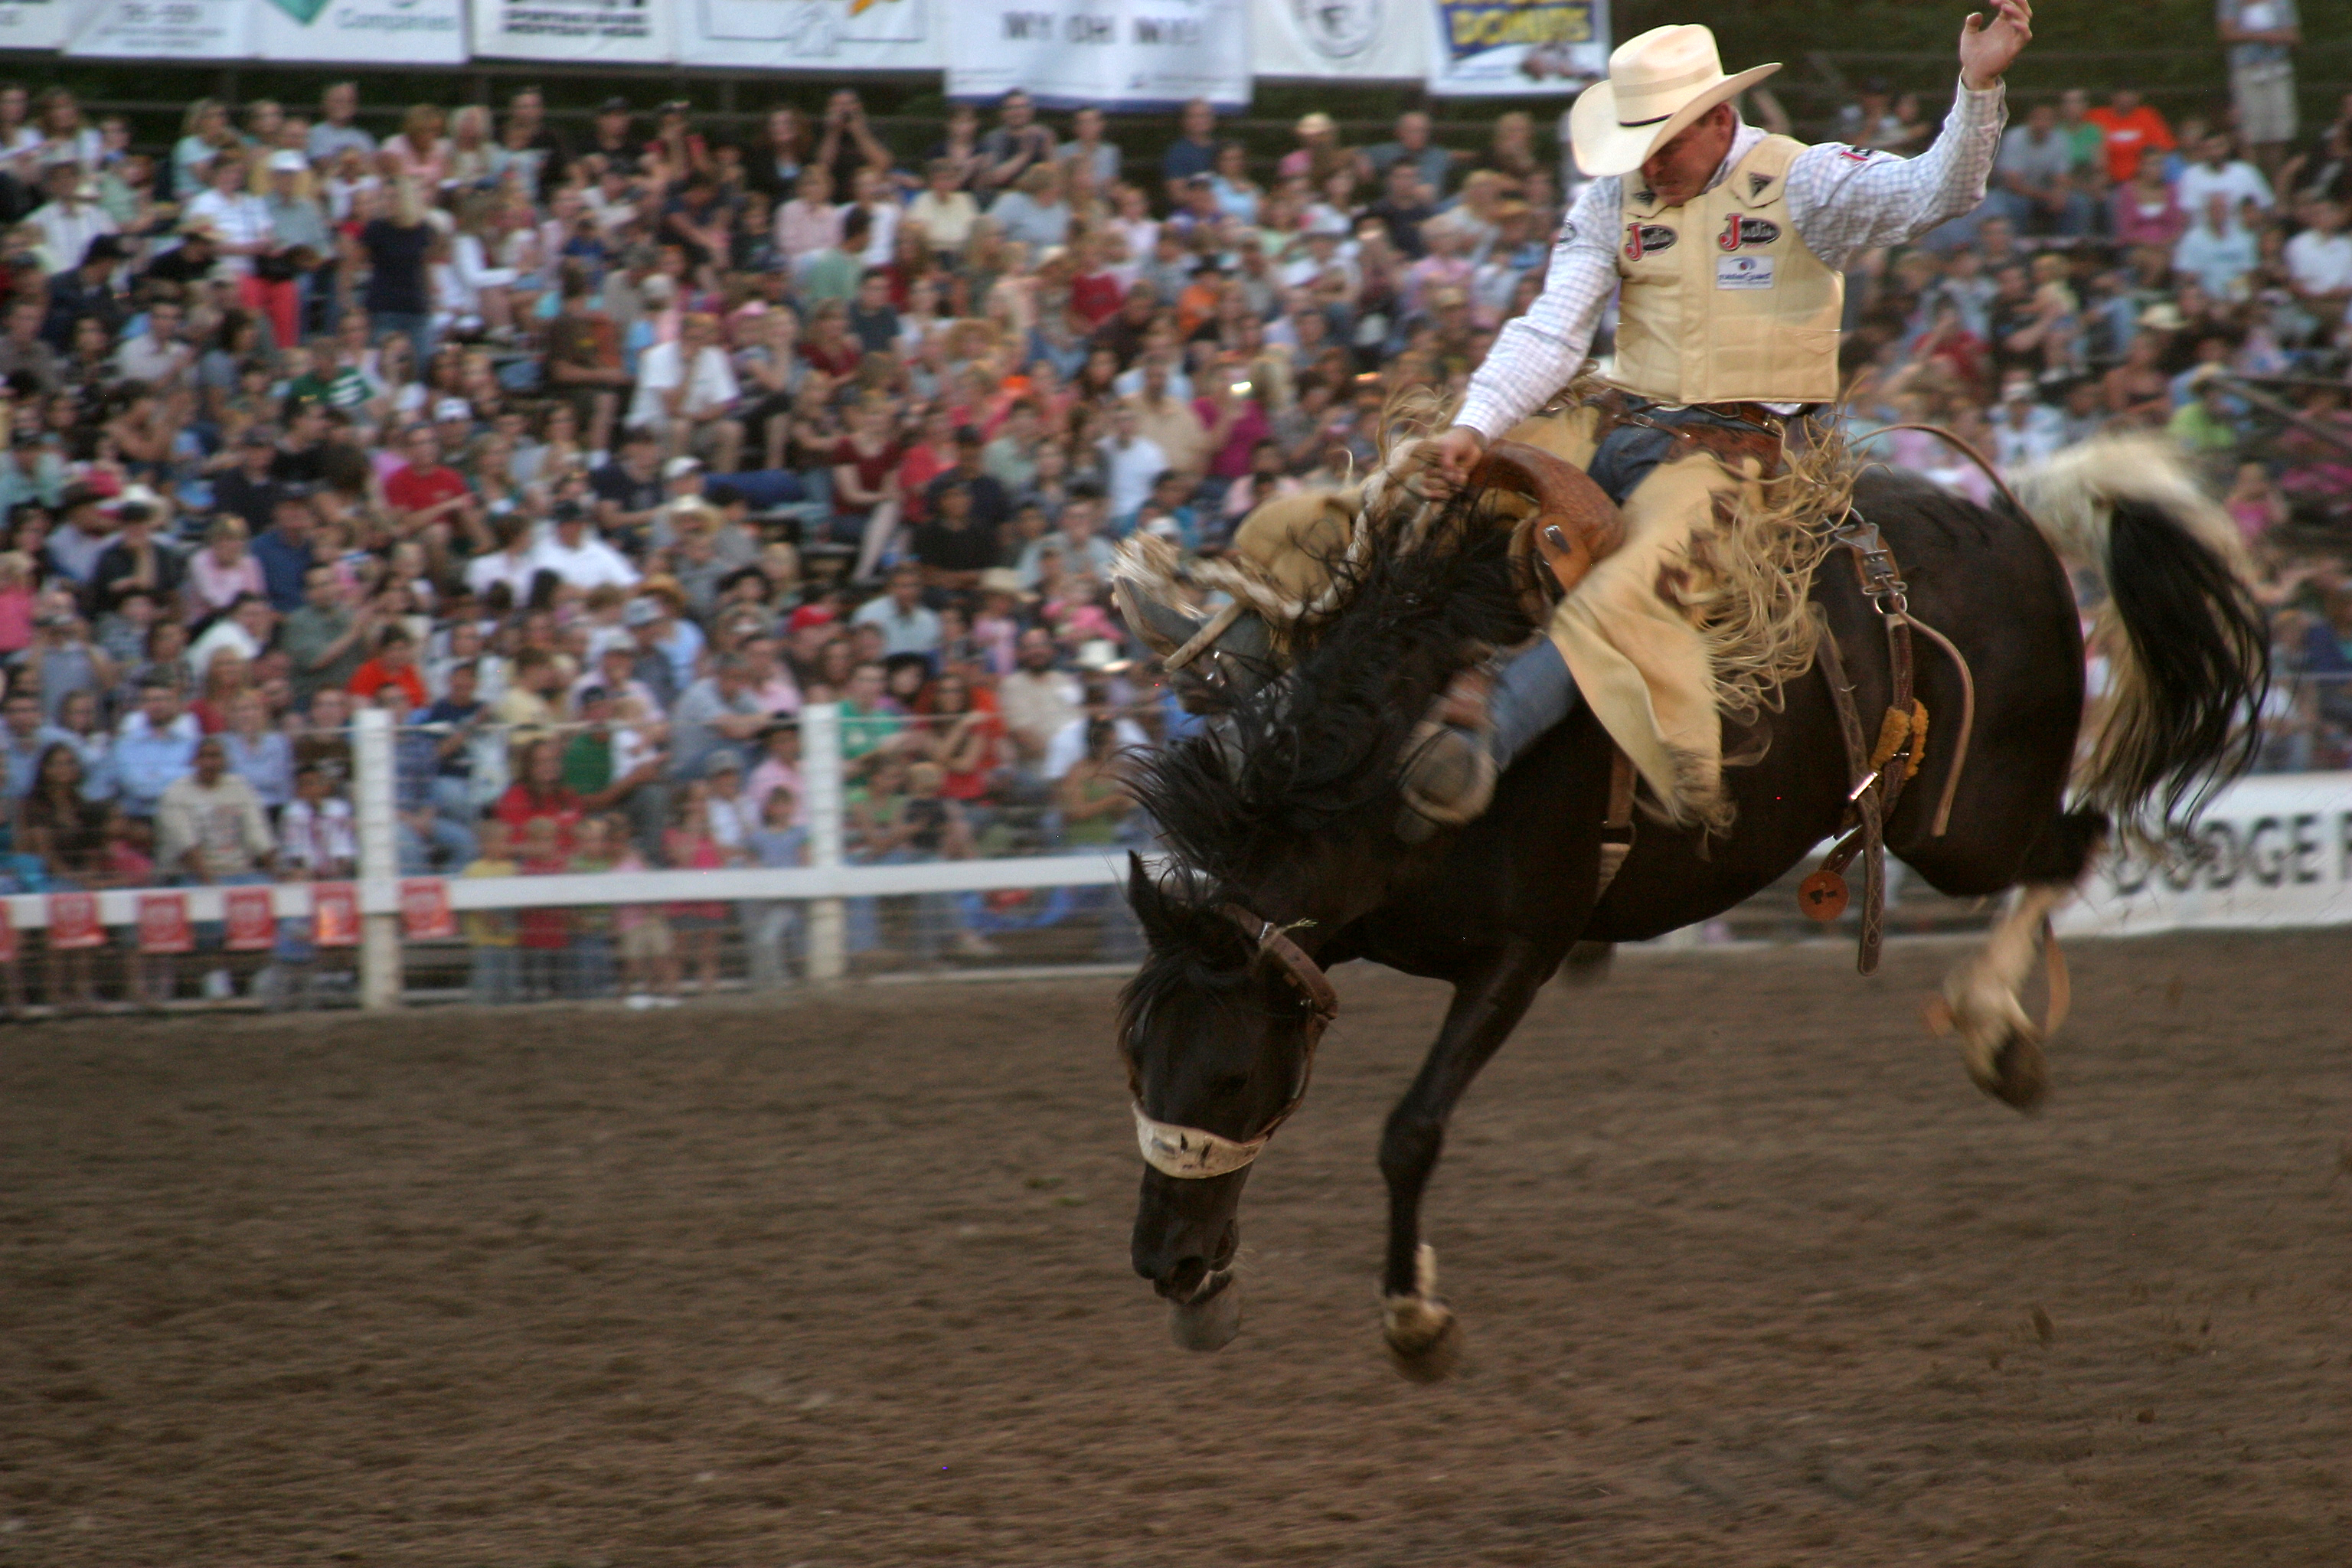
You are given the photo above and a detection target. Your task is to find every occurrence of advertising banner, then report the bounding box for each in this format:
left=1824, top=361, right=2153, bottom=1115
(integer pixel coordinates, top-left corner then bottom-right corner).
left=1253, top=0, right=1429, bottom=81
left=45, top=890, right=103, bottom=950
left=312, top=882, right=361, bottom=947
left=947, top=1, right=1252, bottom=111
left=136, top=892, right=194, bottom=955
left=254, top=0, right=466, bottom=65
left=0, top=0, right=72, bottom=52
left=681, top=0, right=942, bottom=71
left=400, top=878, right=456, bottom=941
left=471, top=0, right=677, bottom=64
left=67, top=0, right=252, bottom=59
left=2057, top=772, right=2352, bottom=937
left=1425, top=0, right=1607, bottom=97
left=224, top=887, right=278, bottom=952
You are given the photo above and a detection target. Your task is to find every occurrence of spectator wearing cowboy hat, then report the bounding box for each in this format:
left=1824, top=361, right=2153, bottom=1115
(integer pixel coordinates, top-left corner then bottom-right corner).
left=1280, top=112, right=1351, bottom=185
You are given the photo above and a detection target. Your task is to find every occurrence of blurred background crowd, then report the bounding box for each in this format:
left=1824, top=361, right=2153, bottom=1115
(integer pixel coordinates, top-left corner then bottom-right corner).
left=0, top=31, right=2345, bottom=1007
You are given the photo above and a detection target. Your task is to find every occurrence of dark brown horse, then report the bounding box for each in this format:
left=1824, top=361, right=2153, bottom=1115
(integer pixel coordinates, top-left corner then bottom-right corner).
left=1119, top=436, right=2264, bottom=1370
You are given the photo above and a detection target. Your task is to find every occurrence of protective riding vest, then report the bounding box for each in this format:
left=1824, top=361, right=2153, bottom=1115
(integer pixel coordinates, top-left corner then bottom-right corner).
left=1611, top=135, right=1844, bottom=407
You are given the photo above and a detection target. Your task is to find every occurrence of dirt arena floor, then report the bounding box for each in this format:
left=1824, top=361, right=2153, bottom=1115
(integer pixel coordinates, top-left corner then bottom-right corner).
left=3, top=930, right=2349, bottom=1567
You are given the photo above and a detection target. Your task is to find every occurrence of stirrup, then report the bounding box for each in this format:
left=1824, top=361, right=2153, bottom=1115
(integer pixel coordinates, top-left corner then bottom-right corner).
left=1114, top=580, right=1275, bottom=708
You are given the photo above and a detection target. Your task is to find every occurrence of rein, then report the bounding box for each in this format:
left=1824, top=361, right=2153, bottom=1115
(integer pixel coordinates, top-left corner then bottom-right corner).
left=1132, top=905, right=1341, bottom=1181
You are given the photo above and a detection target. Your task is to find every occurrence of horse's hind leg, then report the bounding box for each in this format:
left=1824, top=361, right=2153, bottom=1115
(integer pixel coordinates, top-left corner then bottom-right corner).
left=1377, top=940, right=1559, bottom=1380
left=1922, top=809, right=2108, bottom=1112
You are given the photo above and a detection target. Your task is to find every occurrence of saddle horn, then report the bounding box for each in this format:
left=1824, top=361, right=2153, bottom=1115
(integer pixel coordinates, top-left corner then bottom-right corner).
left=1472, top=439, right=1625, bottom=604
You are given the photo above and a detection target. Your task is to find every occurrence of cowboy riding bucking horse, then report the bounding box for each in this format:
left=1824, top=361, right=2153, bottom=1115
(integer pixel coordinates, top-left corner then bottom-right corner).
left=1129, top=2, right=2037, bottom=830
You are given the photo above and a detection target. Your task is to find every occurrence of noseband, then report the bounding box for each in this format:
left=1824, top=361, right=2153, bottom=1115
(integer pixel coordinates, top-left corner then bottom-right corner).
left=1133, top=905, right=1340, bottom=1180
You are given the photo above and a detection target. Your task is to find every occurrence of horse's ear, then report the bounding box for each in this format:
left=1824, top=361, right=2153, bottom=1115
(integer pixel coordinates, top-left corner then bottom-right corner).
left=1125, top=852, right=1168, bottom=939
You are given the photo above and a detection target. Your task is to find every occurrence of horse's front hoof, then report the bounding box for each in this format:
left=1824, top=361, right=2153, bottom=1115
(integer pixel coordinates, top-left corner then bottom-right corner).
left=1978, top=1028, right=2049, bottom=1112
left=1383, top=1298, right=1462, bottom=1381
left=1168, top=1272, right=1242, bottom=1351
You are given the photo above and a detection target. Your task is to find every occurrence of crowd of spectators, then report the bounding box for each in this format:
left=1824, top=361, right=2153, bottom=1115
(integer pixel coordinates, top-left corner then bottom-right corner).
left=0, top=55, right=2339, bottom=1008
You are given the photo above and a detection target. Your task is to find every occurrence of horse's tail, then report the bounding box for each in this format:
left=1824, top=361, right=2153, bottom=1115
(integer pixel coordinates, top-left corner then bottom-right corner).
left=2013, top=434, right=2269, bottom=837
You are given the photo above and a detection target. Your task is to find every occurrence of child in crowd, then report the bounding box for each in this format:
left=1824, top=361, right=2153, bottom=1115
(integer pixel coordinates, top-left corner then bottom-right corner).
left=614, top=830, right=678, bottom=1008
left=663, top=781, right=729, bottom=996
left=265, top=761, right=355, bottom=1008
left=515, top=816, right=572, bottom=1000
left=1045, top=573, right=1119, bottom=648
left=746, top=723, right=802, bottom=828
left=103, top=808, right=165, bottom=1008
left=741, top=782, right=805, bottom=990
left=462, top=817, right=520, bottom=1005
left=566, top=813, right=619, bottom=999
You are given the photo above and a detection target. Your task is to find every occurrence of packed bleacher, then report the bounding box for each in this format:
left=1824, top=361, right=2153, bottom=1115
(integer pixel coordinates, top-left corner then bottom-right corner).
left=0, top=71, right=2344, bottom=1009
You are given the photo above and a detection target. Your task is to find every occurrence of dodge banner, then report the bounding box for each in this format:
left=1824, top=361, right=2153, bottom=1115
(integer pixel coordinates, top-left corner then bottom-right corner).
left=947, top=1, right=1252, bottom=111
left=2056, top=772, right=2352, bottom=936
left=1426, top=0, right=1608, bottom=96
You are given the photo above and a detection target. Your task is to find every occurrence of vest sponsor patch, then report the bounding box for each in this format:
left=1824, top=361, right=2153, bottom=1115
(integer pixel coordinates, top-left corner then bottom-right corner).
left=1622, top=222, right=1677, bottom=260
left=1717, top=214, right=1782, bottom=250
left=1715, top=254, right=1775, bottom=290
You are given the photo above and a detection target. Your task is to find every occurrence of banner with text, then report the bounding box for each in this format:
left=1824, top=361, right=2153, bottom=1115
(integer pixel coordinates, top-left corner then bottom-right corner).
left=471, top=0, right=677, bottom=64
left=255, top=0, right=466, bottom=64
left=0, top=0, right=71, bottom=52
left=2056, top=772, right=2352, bottom=936
left=67, top=0, right=252, bottom=58
left=947, top=1, right=1252, bottom=111
left=1253, top=0, right=1429, bottom=80
left=1426, top=0, right=1606, bottom=96
left=681, top=0, right=942, bottom=71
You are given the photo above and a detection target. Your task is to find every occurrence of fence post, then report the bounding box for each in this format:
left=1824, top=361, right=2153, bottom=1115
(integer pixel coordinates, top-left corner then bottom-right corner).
left=802, top=702, right=847, bottom=985
left=352, top=707, right=403, bottom=1010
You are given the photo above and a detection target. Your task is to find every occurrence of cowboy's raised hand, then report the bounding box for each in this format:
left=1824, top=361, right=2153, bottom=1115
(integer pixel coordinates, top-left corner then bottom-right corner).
left=1959, top=0, right=2033, bottom=90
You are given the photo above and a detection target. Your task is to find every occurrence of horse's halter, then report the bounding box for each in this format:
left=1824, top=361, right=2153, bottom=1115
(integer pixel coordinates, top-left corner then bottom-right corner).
left=1132, top=905, right=1340, bottom=1180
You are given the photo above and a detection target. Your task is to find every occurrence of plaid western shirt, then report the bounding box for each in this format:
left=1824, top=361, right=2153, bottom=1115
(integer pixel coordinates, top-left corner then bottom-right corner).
left=1455, top=79, right=2007, bottom=439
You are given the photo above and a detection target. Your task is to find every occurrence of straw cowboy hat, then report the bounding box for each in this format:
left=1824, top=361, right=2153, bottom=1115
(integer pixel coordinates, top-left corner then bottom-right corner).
left=1567, top=24, right=1780, bottom=178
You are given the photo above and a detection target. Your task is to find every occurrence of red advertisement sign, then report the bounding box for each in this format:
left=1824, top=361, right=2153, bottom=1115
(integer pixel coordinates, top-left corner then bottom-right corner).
left=224, top=887, right=277, bottom=952
left=136, top=892, right=194, bottom=954
left=46, top=890, right=104, bottom=950
left=312, top=883, right=360, bottom=948
left=400, top=879, right=455, bottom=941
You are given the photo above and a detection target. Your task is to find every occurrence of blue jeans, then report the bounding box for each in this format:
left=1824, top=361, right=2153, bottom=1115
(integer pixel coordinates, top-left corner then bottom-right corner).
left=738, top=900, right=799, bottom=988
left=848, top=849, right=972, bottom=959
left=469, top=945, right=518, bottom=1004
left=371, top=310, right=434, bottom=363
left=398, top=812, right=479, bottom=876
left=1584, top=403, right=1798, bottom=505
left=567, top=934, right=615, bottom=998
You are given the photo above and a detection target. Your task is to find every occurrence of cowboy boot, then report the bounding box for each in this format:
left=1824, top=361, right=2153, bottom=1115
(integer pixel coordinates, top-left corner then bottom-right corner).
left=1396, top=638, right=1582, bottom=837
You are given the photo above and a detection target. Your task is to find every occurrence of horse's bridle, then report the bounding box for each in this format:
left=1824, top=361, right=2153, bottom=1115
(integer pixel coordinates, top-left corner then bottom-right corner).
left=1132, top=905, right=1340, bottom=1180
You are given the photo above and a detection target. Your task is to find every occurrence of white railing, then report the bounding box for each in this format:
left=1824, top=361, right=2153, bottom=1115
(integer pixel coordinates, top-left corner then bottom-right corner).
left=0, top=704, right=1138, bottom=1009
left=8, top=696, right=2348, bottom=1012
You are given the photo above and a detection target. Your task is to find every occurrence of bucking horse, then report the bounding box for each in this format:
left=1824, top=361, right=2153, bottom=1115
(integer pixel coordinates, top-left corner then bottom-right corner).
left=1110, top=403, right=2266, bottom=1375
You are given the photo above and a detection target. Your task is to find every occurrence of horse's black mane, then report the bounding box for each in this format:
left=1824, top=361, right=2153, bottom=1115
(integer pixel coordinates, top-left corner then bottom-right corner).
left=1130, top=491, right=1535, bottom=891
